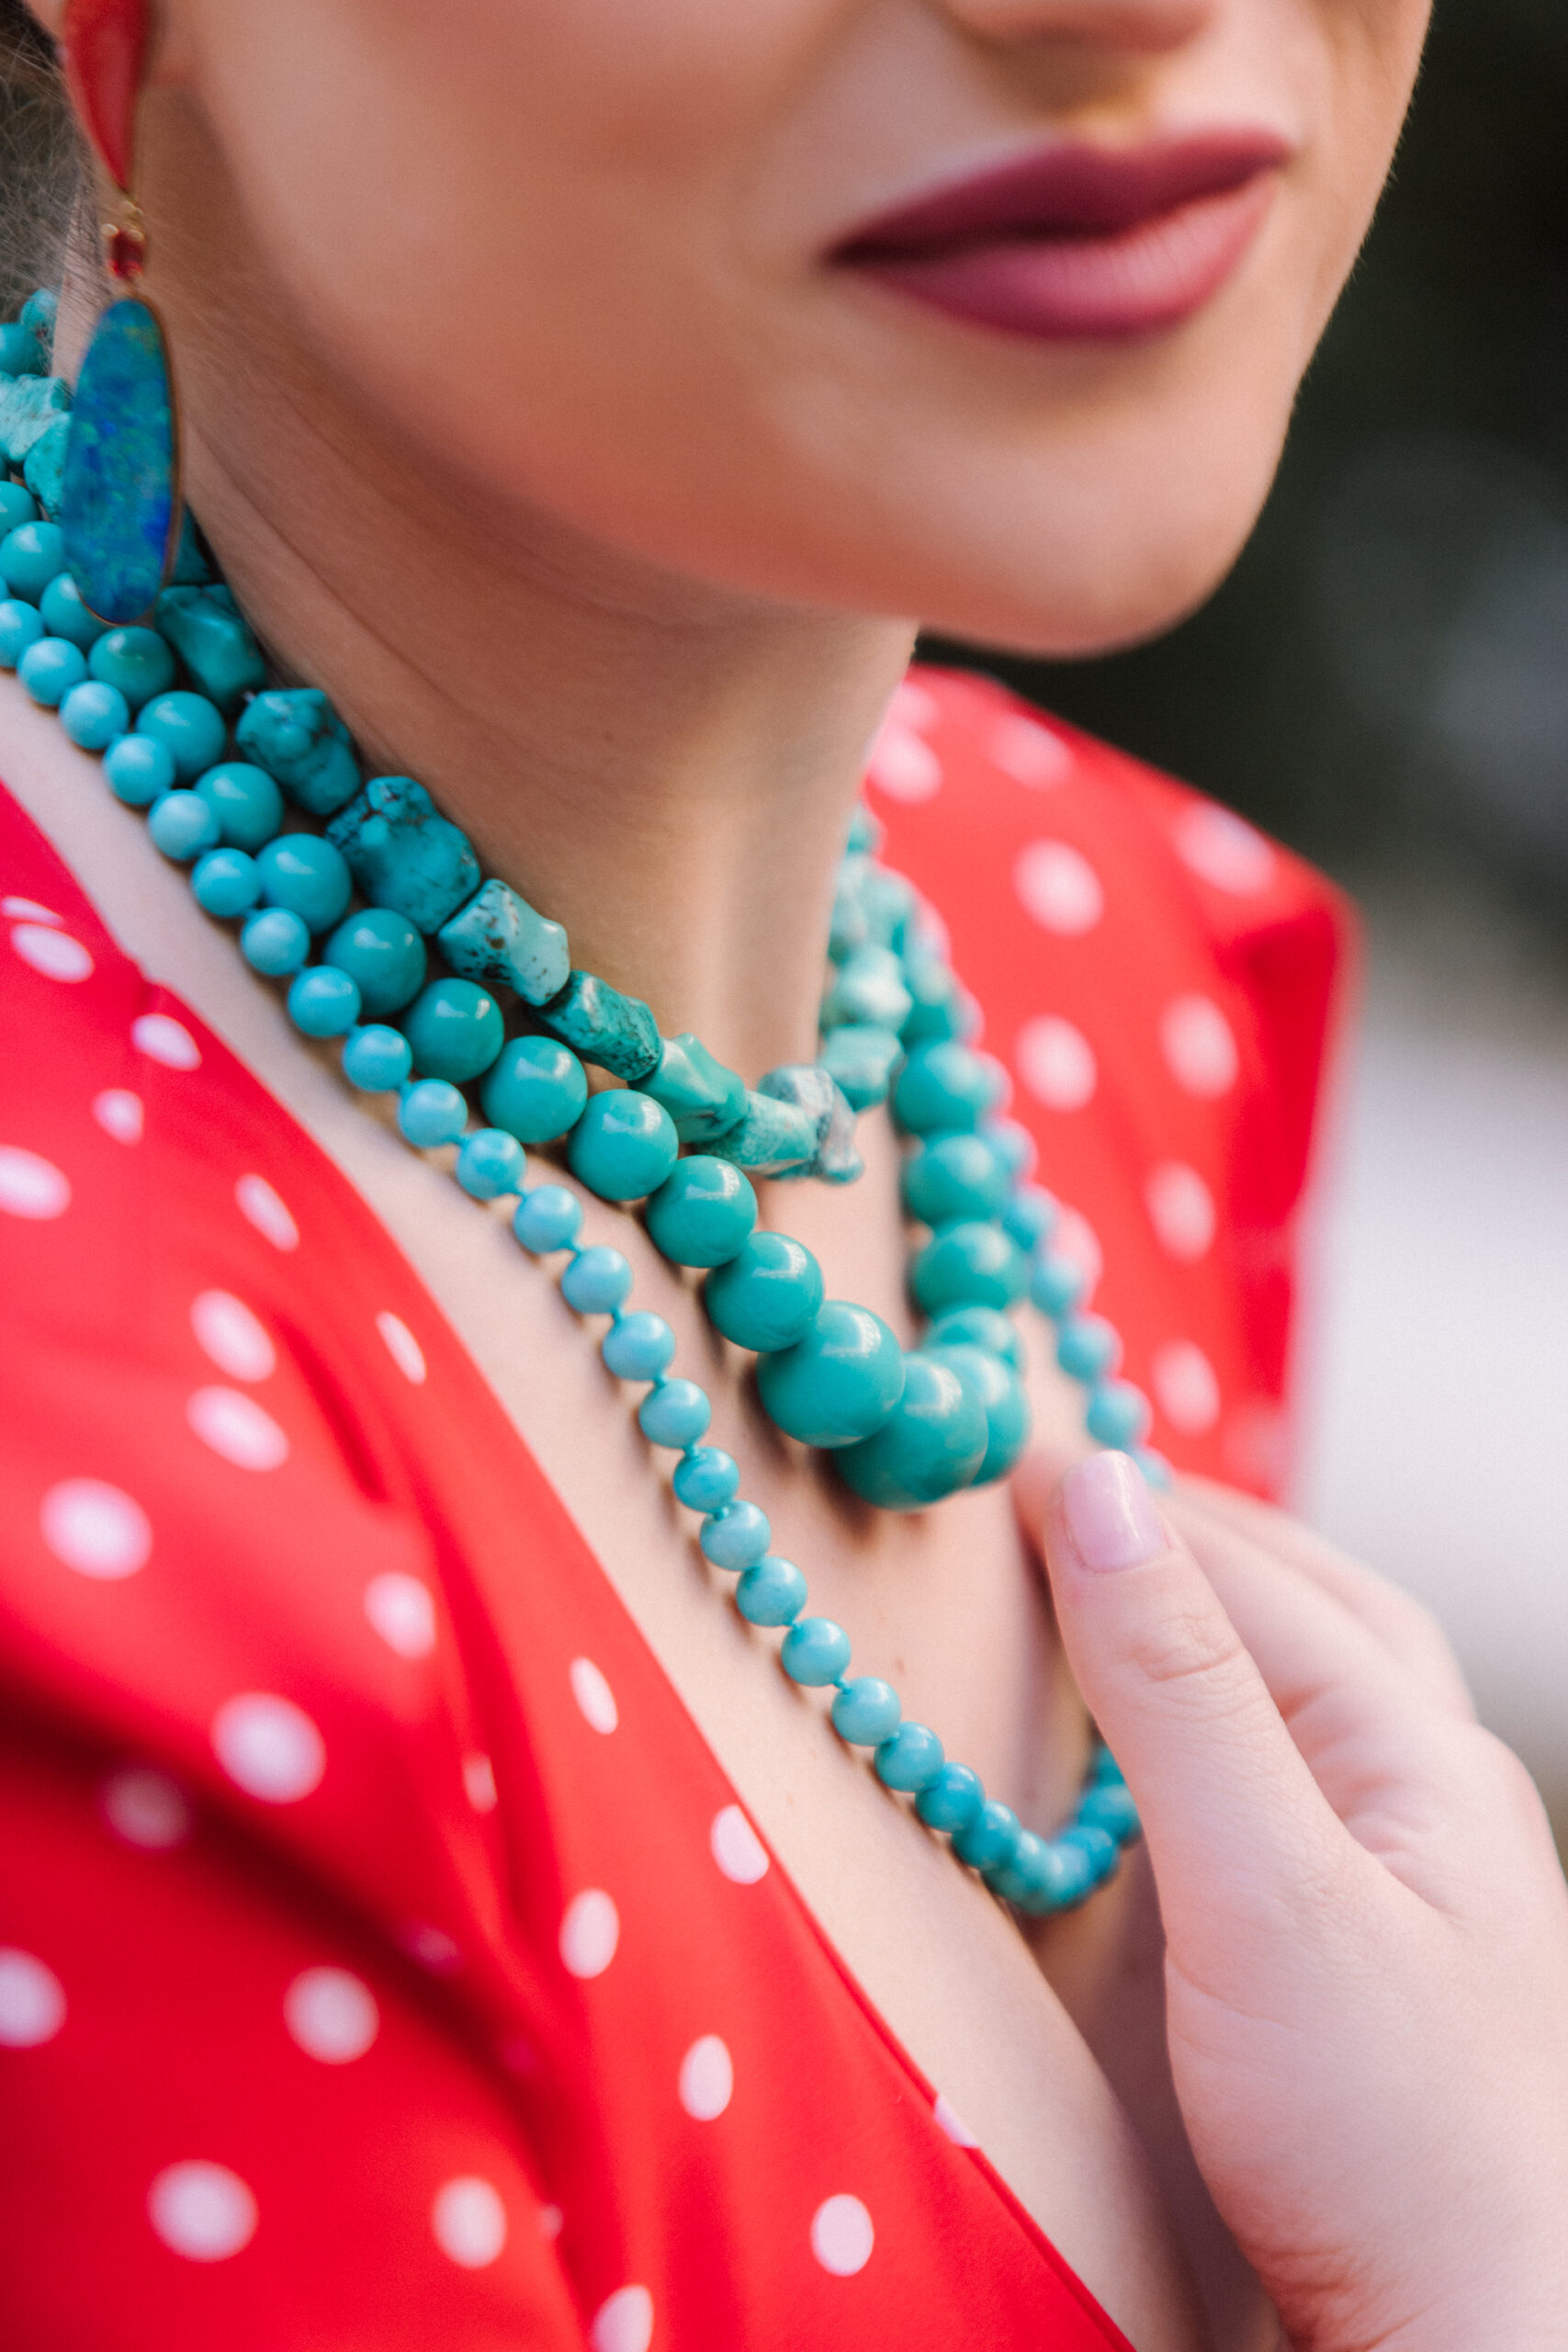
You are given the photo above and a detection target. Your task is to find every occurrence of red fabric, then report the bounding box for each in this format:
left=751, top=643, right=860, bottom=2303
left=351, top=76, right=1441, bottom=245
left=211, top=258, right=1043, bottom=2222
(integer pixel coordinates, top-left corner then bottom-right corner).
left=0, top=667, right=1350, bottom=2349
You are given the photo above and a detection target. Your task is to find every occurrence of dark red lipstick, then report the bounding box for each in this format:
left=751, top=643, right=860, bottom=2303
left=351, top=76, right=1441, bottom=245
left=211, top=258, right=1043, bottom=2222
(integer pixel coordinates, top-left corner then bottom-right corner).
left=832, top=131, right=1292, bottom=342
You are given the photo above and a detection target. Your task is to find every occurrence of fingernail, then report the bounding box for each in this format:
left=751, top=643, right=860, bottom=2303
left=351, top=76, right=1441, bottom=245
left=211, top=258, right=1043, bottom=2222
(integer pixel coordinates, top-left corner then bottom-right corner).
left=1061, top=1452, right=1166, bottom=1573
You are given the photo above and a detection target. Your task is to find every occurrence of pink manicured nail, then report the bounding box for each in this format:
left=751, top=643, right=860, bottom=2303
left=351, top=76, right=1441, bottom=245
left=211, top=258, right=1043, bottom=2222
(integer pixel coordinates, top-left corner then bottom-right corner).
left=1061, top=1452, right=1166, bottom=1573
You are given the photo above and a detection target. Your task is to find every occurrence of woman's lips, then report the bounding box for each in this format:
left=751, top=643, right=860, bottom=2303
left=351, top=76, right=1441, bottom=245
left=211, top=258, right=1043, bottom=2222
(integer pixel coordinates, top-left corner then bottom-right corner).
left=831, top=132, right=1292, bottom=343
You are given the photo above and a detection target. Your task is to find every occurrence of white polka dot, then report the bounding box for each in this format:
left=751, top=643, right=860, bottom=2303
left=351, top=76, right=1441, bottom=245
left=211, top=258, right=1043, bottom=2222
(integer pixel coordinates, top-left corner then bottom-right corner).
left=0, top=1145, right=70, bottom=1219
left=0, top=1947, right=66, bottom=2046
left=933, top=2093, right=978, bottom=2147
left=1051, top=1206, right=1103, bottom=1302
left=211, top=1693, right=325, bottom=1804
left=363, top=1572, right=437, bottom=1660
left=570, top=1657, right=618, bottom=1736
left=1, top=895, right=62, bottom=924
left=889, top=677, right=940, bottom=730
left=186, top=1385, right=289, bottom=1471
left=1152, top=1340, right=1222, bottom=1434
left=235, top=1172, right=299, bottom=1252
left=284, top=1966, right=379, bottom=2064
left=131, top=1012, right=200, bottom=1070
left=102, top=1766, right=191, bottom=1849
left=559, top=1889, right=618, bottom=1980
left=1016, top=1015, right=1097, bottom=1112
left=1173, top=802, right=1278, bottom=896
left=678, top=2034, right=734, bottom=2120
left=1160, top=995, right=1239, bottom=1099
left=1013, top=841, right=1103, bottom=936
left=400, top=1921, right=461, bottom=1973
left=147, top=2162, right=257, bottom=2262
left=463, top=1752, right=499, bottom=1813
left=592, top=2285, right=654, bottom=2352
left=432, top=2176, right=507, bottom=2268
left=1145, top=1162, right=1216, bottom=1262
left=376, top=1311, right=426, bottom=1384
left=538, top=2202, right=564, bottom=2240
left=11, top=922, right=93, bottom=981
left=710, top=1804, right=769, bottom=1884
left=190, top=1290, right=276, bottom=1384
left=92, top=1087, right=143, bottom=1143
left=989, top=711, right=1074, bottom=787
left=40, top=1477, right=152, bottom=1579
left=810, top=2193, right=874, bottom=2277
left=866, top=721, right=942, bottom=803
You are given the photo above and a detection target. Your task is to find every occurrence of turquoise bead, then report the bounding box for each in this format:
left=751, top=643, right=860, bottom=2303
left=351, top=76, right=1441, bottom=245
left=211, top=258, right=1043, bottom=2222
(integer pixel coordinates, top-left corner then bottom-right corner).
left=398, top=1079, right=468, bottom=1149
left=1135, top=1445, right=1174, bottom=1492
left=326, top=775, right=480, bottom=933
left=241, top=906, right=310, bottom=976
left=704, top=1232, right=824, bottom=1353
left=909, top=1219, right=1026, bottom=1316
left=637, top=1031, right=746, bottom=1143
left=21, top=417, right=60, bottom=519
left=342, top=1023, right=412, bottom=1092
left=288, top=966, right=361, bottom=1038
left=953, top=1799, right=1021, bottom=1874
left=59, top=298, right=175, bottom=625
left=902, top=962, right=977, bottom=1046
left=1085, top=1380, right=1151, bottom=1450
left=567, top=1089, right=679, bottom=1203
left=323, top=908, right=427, bottom=1017
left=437, top=878, right=570, bottom=1008
left=1077, top=1781, right=1140, bottom=1843
left=59, top=679, right=128, bottom=749
left=480, top=1035, right=588, bottom=1144
left=102, top=731, right=175, bottom=805
left=257, top=833, right=353, bottom=933
left=901, top=1131, right=1009, bottom=1227
left=892, top=1042, right=1003, bottom=1136
left=1058, top=1823, right=1119, bottom=1885
left=1029, top=1250, right=1086, bottom=1319
left=874, top=1722, right=944, bottom=1793
left=672, top=1447, right=739, bottom=1513
left=645, top=1155, right=757, bottom=1268
left=455, top=1126, right=525, bottom=1200
left=710, top=1087, right=819, bottom=1176
left=402, top=977, right=505, bottom=1084
left=735, top=1555, right=807, bottom=1627
left=39, top=572, right=107, bottom=649
left=819, top=1023, right=902, bottom=1113
left=1038, top=1841, right=1094, bottom=1910
left=987, top=1830, right=1055, bottom=1908
left=1056, top=1312, right=1121, bottom=1385
left=700, top=1499, right=772, bottom=1570
left=194, top=762, right=284, bottom=853
left=513, top=1184, right=583, bottom=1254
left=925, top=1305, right=1024, bottom=1373
left=135, top=691, right=227, bottom=783
left=88, top=624, right=175, bottom=707
left=835, top=1351, right=987, bottom=1511
left=780, top=1616, right=852, bottom=1686
left=915, top=1762, right=983, bottom=1834
left=152, top=584, right=265, bottom=711
left=757, top=1301, right=904, bottom=1448
left=148, top=789, right=220, bottom=862
left=235, top=688, right=360, bottom=817
left=17, top=635, right=87, bottom=707
left=538, top=969, right=660, bottom=1084
left=638, top=1379, right=712, bottom=1448
left=0, top=369, right=67, bottom=463
left=1003, top=1186, right=1058, bottom=1252
left=0, top=484, right=38, bottom=535
left=926, top=1343, right=1031, bottom=1486
left=0, top=518, right=65, bottom=601
left=0, top=321, right=42, bottom=375
left=601, top=1311, right=676, bottom=1382
left=0, top=599, right=43, bottom=667
left=846, top=806, right=882, bottom=854
left=983, top=1119, right=1037, bottom=1181
left=560, top=1246, right=633, bottom=1315
left=820, top=944, right=912, bottom=1035
left=830, top=1677, right=901, bottom=1747
left=1091, top=1744, right=1126, bottom=1787
left=191, top=847, right=261, bottom=918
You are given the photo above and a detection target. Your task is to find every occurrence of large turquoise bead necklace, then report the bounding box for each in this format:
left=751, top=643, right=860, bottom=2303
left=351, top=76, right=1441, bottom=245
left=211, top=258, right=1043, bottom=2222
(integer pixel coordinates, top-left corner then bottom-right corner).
left=2, top=285, right=1155, bottom=1918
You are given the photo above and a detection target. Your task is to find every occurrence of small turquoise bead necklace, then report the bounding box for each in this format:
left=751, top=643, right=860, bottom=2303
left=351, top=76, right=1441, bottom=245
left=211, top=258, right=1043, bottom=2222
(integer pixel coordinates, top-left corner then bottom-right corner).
left=2, top=284, right=1162, bottom=1920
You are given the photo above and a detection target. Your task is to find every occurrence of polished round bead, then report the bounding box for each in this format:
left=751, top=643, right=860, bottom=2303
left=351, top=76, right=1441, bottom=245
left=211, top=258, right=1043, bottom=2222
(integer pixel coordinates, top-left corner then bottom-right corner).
left=397, top=1079, right=468, bottom=1149
left=0, top=484, right=37, bottom=535
left=240, top=906, right=310, bottom=976
left=1091, top=1744, right=1126, bottom=1787
left=322, top=908, right=426, bottom=1018
left=1035, top=1840, right=1094, bottom=1911
left=1076, top=1781, right=1140, bottom=1844
left=1135, top=1445, right=1174, bottom=1493
left=402, top=978, right=505, bottom=1084
left=982, top=1117, right=1037, bottom=1182
left=645, top=1154, right=757, bottom=1269
left=58, top=679, right=129, bottom=750
left=779, top=1616, right=852, bottom=1687
left=38, top=571, right=107, bottom=650
left=901, top=1131, right=1010, bottom=1227
left=454, top=1126, right=525, bottom=1200
left=342, top=1023, right=413, bottom=1092
left=1002, top=1186, right=1058, bottom=1253
left=704, top=1231, right=824, bottom=1353
left=102, top=731, right=175, bottom=806
left=987, top=1829, right=1055, bottom=1908
left=512, top=1184, right=583, bottom=1254
left=638, top=1379, right=712, bottom=1448
left=480, top=1035, right=588, bottom=1143
left=601, top=1311, right=676, bottom=1383
left=734, top=1555, right=807, bottom=1627
left=909, top=1219, right=1026, bottom=1317
left=924, top=1342, right=1032, bottom=1487
left=89, top=625, right=176, bottom=708
left=756, top=1301, right=905, bottom=1449
left=148, top=789, right=221, bottom=862
left=1058, top=1823, right=1120, bottom=1886
left=1085, top=1379, right=1152, bottom=1451
left=953, top=1799, right=1021, bottom=1875
left=567, top=1089, right=679, bottom=1203
left=0, top=599, right=44, bottom=668
left=915, top=1762, right=984, bottom=1835
left=560, top=1245, right=634, bottom=1316
left=874, top=1722, right=945, bottom=1793
left=1030, top=1250, right=1087, bottom=1320
left=17, top=635, right=86, bottom=707
left=190, top=846, right=261, bottom=919
left=672, top=1446, right=739, bottom=1513
left=892, top=1041, right=1004, bottom=1136
left=925, top=1305, right=1024, bottom=1373
left=830, top=1676, right=901, bottom=1747
left=193, top=762, right=284, bottom=854
left=699, top=1498, right=771, bottom=1570
left=256, top=833, right=354, bottom=933
left=835, top=1351, right=987, bottom=1511
left=0, top=519, right=65, bottom=601
left=288, top=965, right=362, bottom=1039
left=135, top=691, right=228, bottom=784
left=1056, top=1312, right=1122, bottom=1385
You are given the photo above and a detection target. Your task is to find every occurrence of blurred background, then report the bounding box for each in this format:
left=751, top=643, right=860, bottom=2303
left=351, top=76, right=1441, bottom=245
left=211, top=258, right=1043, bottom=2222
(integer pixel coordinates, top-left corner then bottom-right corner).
left=931, top=0, right=1568, bottom=1829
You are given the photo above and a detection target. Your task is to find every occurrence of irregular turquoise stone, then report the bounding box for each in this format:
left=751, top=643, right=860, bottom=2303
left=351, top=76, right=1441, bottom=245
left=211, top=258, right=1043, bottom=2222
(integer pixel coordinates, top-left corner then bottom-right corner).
left=326, top=775, right=479, bottom=933
left=437, top=877, right=569, bottom=1007
left=709, top=1088, right=818, bottom=1176
left=60, top=300, right=175, bottom=626
left=235, top=688, right=359, bottom=816
left=171, top=510, right=212, bottom=584
left=819, top=944, right=912, bottom=1034
left=537, top=969, right=660, bottom=1083
left=636, top=1031, right=745, bottom=1142
left=819, top=1023, right=902, bottom=1114
left=0, top=370, right=68, bottom=465
left=0, top=322, right=42, bottom=375
left=21, top=416, right=69, bottom=518
left=154, top=585, right=266, bottom=712
left=19, top=289, right=57, bottom=356
left=756, top=1064, right=862, bottom=1183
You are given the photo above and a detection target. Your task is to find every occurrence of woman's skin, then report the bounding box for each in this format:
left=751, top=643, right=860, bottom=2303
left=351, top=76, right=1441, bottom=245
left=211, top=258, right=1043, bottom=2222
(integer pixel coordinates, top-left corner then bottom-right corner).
left=13, top=0, right=1568, bottom=2344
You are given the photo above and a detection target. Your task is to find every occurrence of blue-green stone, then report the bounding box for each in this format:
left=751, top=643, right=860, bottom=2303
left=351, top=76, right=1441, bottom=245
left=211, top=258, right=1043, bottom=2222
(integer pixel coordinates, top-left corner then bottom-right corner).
left=756, top=1301, right=904, bottom=1448
left=704, top=1231, right=824, bottom=1353
left=893, top=1041, right=1005, bottom=1136
left=1077, top=1781, right=1140, bottom=1844
left=235, top=688, right=360, bottom=816
left=256, top=832, right=353, bottom=932
left=846, top=805, right=882, bottom=855
left=326, top=775, right=479, bottom=933
left=645, top=1154, right=757, bottom=1267
left=0, top=370, right=68, bottom=465
left=22, top=415, right=68, bottom=517
left=909, top=1219, right=1026, bottom=1316
left=915, top=1762, right=984, bottom=1834
left=39, top=572, right=107, bottom=650
left=834, top=1352, right=987, bottom=1511
left=780, top=1616, right=852, bottom=1687
left=709, top=1088, right=819, bottom=1177
left=322, top=908, right=427, bottom=1016
left=60, top=301, right=175, bottom=625
left=194, top=762, right=284, bottom=853
left=734, top=1556, right=807, bottom=1627
left=437, top=877, right=570, bottom=1007
left=925, top=1305, right=1025, bottom=1373
left=636, top=1031, right=746, bottom=1142
left=19, top=288, right=57, bottom=354
left=153, top=585, right=266, bottom=712
left=953, top=1799, right=1021, bottom=1875
left=901, top=962, right=978, bottom=1046
left=819, top=1023, right=901, bottom=1113
left=1055, top=1312, right=1121, bottom=1385
left=401, top=977, right=505, bottom=1083
left=902, top=1131, right=1009, bottom=1227
left=135, top=690, right=228, bottom=784
left=0, top=518, right=63, bottom=601
left=567, top=1088, right=679, bottom=1202
left=479, top=1035, right=588, bottom=1142
left=820, top=944, right=911, bottom=1035
left=0, top=484, right=36, bottom=535
left=0, top=321, right=42, bottom=376
left=874, top=1722, right=944, bottom=1793
left=756, top=1064, right=862, bottom=1183
left=924, top=1342, right=1031, bottom=1485
left=830, top=1676, right=901, bottom=1747
left=537, top=969, right=660, bottom=1083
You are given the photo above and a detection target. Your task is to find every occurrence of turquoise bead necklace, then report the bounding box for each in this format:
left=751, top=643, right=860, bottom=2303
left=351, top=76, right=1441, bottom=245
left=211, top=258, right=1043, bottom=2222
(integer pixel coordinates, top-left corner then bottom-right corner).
left=3, top=285, right=1156, bottom=1917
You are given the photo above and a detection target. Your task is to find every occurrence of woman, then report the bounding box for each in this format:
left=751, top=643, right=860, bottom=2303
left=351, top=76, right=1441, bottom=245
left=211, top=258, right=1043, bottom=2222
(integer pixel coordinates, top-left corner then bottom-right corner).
left=1, top=2, right=1564, bottom=2346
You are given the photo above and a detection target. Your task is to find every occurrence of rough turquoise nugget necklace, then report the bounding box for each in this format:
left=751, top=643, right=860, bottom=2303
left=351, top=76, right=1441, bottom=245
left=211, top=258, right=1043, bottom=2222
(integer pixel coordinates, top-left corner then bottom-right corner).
left=1, top=283, right=1151, bottom=1918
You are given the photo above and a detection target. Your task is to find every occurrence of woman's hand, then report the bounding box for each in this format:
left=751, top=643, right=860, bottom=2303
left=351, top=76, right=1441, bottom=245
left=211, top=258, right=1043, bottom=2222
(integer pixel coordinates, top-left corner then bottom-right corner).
left=1021, top=1450, right=1568, bottom=2352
